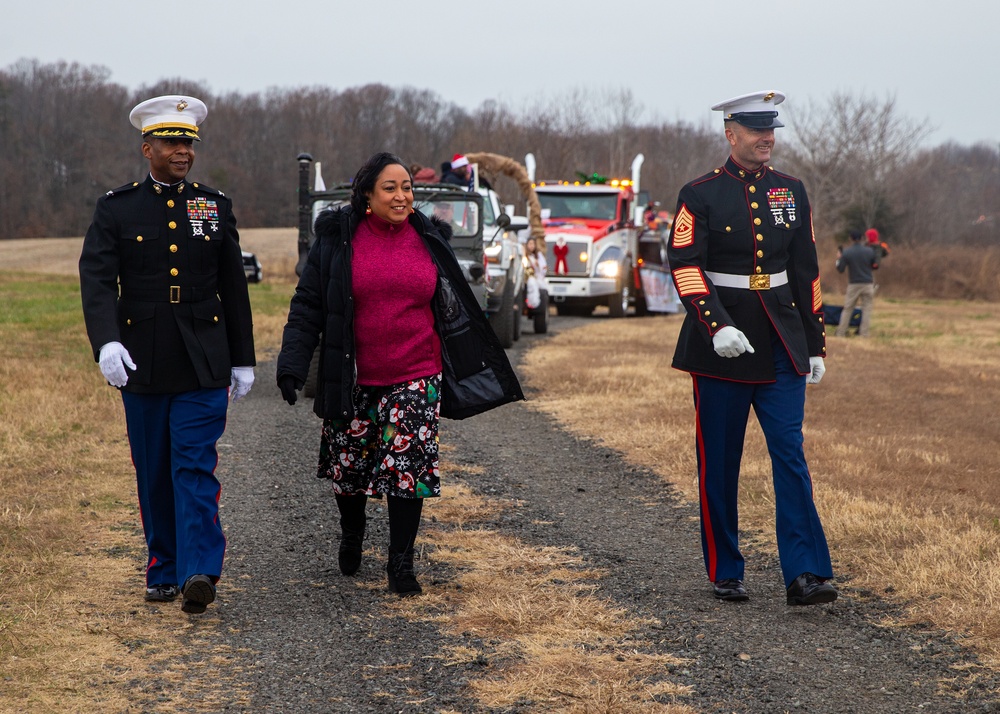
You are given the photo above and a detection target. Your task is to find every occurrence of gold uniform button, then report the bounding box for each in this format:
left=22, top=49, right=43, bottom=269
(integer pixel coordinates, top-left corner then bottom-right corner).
left=751, top=202, right=759, bottom=209
left=756, top=250, right=764, bottom=258
left=132, top=182, right=138, bottom=187
left=168, top=221, right=177, bottom=229
left=698, top=300, right=706, bottom=305
left=213, top=316, right=219, bottom=323
left=136, top=235, right=143, bottom=242
left=749, top=186, right=756, bottom=194
left=711, top=322, right=718, bottom=328
left=193, top=183, right=199, bottom=188
left=714, top=169, right=721, bottom=174
left=169, top=244, right=178, bottom=253
left=757, top=234, right=764, bottom=241
left=754, top=217, right=762, bottom=226
left=205, top=236, right=211, bottom=241
left=167, top=199, right=175, bottom=208
left=791, top=302, right=796, bottom=307
left=170, top=268, right=179, bottom=277
left=726, top=226, right=732, bottom=233
left=126, top=319, right=132, bottom=326
left=822, top=331, right=826, bottom=337
left=755, top=266, right=762, bottom=274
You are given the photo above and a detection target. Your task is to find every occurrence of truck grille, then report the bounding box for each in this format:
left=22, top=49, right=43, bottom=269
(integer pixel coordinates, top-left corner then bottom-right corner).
left=547, top=238, right=590, bottom=276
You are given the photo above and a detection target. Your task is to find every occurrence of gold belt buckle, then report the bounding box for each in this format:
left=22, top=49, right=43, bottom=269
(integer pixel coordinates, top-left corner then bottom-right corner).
left=169, top=286, right=181, bottom=303
left=749, top=274, right=770, bottom=290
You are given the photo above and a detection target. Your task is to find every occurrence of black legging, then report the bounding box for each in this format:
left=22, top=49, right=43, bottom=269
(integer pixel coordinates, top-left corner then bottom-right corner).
left=335, top=494, right=423, bottom=553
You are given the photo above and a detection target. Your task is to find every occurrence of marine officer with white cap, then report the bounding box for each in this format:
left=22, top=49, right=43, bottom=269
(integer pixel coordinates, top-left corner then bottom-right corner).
left=666, top=90, right=837, bottom=606
left=79, top=95, right=256, bottom=614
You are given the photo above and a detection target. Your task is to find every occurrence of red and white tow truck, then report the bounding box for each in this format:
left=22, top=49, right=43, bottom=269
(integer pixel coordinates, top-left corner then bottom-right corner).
left=528, top=154, right=679, bottom=317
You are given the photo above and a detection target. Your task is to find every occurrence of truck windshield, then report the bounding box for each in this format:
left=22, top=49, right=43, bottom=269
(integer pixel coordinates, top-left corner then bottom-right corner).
left=414, top=198, right=480, bottom=237
left=539, top=193, right=618, bottom=221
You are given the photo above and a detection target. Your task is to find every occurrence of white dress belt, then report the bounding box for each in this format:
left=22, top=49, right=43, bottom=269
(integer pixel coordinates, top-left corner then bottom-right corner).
left=705, top=269, right=788, bottom=290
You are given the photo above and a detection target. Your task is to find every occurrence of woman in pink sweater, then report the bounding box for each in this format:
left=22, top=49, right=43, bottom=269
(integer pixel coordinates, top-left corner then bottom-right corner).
left=277, top=153, right=522, bottom=596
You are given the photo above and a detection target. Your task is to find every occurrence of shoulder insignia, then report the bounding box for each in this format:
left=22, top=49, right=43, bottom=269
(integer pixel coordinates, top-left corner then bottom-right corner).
left=105, top=181, right=141, bottom=197
left=768, top=166, right=800, bottom=182
left=690, top=167, right=726, bottom=187
left=191, top=182, right=225, bottom=197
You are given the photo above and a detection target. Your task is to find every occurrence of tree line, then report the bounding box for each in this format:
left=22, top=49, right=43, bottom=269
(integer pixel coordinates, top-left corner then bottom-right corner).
left=2, top=58, right=998, bottom=250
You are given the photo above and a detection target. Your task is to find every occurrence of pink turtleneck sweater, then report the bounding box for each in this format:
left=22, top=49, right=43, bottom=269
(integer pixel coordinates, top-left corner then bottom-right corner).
left=351, top=214, right=442, bottom=386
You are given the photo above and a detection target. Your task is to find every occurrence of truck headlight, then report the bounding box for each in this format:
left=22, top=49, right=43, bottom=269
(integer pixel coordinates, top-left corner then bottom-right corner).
left=596, top=260, right=620, bottom=278
left=484, top=243, right=503, bottom=263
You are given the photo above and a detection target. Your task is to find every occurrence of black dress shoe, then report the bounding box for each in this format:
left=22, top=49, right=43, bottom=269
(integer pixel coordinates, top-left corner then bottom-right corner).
left=144, top=584, right=180, bottom=602
left=712, top=578, right=749, bottom=601
left=786, top=572, right=838, bottom=606
left=181, top=574, right=217, bottom=614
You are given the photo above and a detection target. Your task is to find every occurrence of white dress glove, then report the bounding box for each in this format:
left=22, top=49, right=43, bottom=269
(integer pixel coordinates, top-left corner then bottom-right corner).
left=807, top=356, right=826, bottom=385
left=712, top=326, right=755, bottom=358
left=98, top=341, right=136, bottom=388
left=231, top=366, right=255, bottom=401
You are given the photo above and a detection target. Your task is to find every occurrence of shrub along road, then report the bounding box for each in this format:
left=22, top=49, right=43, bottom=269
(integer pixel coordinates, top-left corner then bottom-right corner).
left=190, top=317, right=1000, bottom=713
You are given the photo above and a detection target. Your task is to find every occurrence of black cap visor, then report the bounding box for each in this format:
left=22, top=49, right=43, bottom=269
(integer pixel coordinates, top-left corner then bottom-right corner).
left=144, top=127, right=201, bottom=141
left=726, top=111, right=784, bottom=129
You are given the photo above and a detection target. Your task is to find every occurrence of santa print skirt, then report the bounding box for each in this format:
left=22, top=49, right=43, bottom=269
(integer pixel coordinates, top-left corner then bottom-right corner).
left=318, top=374, right=441, bottom=499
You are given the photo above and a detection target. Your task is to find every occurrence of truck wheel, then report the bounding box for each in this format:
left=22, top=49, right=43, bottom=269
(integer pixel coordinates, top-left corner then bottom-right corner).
left=303, top=349, right=319, bottom=398
left=635, top=292, right=649, bottom=316
left=488, top=280, right=515, bottom=348
left=609, top=282, right=630, bottom=318
left=533, top=290, right=549, bottom=334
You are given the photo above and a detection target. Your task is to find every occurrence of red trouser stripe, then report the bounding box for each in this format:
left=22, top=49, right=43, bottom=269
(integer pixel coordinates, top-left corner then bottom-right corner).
left=693, top=376, right=717, bottom=582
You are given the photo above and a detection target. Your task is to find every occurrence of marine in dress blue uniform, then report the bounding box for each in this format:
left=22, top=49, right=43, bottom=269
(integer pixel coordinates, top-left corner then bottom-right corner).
left=79, top=96, right=256, bottom=613
left=667, top=91, right=837, bottom=606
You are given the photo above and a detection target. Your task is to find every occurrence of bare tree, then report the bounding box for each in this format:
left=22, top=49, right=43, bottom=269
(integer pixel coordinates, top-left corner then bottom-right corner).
left=892, top=141, right=1000, bottom=246
left=782, top=92, right=931, bottom=240
left=1, top=61, right=989, bottom=258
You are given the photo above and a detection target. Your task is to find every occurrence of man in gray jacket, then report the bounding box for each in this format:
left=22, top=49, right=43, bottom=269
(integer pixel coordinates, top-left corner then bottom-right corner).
left=834, top=230, right=879, bottom=337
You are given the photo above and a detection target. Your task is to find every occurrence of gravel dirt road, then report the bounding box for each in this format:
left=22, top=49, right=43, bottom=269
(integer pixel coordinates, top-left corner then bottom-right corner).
left=165, top=316, right=1000, bottom=713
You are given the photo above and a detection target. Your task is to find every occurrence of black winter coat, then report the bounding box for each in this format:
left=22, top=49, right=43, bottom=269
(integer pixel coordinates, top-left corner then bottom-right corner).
left=276, top=206, right=523, bottom=420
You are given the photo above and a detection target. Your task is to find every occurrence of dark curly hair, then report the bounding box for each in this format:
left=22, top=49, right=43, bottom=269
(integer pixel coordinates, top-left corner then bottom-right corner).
left=349, top=152, right=411, bottom=215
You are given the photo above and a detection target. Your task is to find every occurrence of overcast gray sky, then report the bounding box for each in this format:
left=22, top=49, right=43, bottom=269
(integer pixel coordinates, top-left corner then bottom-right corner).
left=3, top=0, right=995, bottom=148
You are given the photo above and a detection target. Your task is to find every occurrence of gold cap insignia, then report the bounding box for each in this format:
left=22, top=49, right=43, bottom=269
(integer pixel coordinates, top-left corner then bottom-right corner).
left=763, top=92, right=775, bottom=102
left=177, top=100, right=188, bottom=111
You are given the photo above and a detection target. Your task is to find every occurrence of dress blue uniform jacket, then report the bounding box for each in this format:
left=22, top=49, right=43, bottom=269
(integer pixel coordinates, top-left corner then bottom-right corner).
left=80, top=174, right=255, bottom=391
left=668, top=157, right=826, bottom=381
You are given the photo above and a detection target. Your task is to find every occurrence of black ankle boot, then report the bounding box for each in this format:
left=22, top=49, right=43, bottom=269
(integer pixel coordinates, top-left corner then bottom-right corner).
left=386, top=548, right=421, bottom=596
left=338, top=521, right=366, bottom=576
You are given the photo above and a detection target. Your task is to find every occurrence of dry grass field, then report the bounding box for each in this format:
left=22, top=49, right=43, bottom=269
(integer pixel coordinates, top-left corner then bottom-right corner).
left=0, top=231, right=699, bottom=713
left=3, top=231, right=1000, bottom=711
left=520, top=299, right=1000, bottom=666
